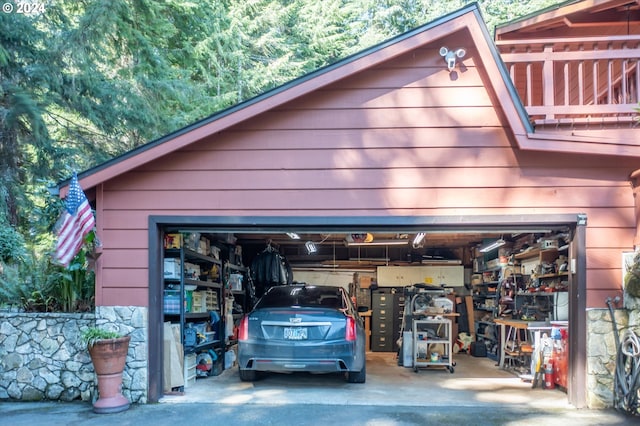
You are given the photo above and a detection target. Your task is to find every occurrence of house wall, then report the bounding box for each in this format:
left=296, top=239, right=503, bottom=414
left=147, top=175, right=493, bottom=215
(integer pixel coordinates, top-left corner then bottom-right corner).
left=95, top=40, right=636, bottom=310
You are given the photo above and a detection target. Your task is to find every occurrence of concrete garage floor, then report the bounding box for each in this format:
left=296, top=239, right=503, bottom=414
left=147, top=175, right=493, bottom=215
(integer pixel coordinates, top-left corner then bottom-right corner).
left=161, top=351, right=571, bottom=409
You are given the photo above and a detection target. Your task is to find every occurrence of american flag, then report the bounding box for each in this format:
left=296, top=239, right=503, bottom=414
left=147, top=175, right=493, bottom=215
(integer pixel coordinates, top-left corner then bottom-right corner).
left=55, top=173, right=95, bottom=267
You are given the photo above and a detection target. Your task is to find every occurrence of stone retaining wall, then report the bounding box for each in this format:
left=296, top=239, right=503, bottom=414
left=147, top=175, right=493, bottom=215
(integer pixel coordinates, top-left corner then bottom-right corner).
left=586, top=295, right=640, bottom=409
left=0, top=306, right=148, bottom=404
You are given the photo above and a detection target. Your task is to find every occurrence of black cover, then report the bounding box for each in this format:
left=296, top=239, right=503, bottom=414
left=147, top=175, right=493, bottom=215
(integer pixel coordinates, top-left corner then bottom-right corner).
left=470, top=341, right=487, bottom=357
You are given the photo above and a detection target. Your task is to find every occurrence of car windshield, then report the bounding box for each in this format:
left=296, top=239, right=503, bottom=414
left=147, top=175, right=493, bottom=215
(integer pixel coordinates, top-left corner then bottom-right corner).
left=255, top=285, right=345, bottom=309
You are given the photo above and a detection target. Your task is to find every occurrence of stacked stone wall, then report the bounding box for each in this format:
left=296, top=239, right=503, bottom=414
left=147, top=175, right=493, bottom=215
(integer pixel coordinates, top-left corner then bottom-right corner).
left=586, top=295, right=640, bottom=409
left=0, top=306, right=148, bottom=403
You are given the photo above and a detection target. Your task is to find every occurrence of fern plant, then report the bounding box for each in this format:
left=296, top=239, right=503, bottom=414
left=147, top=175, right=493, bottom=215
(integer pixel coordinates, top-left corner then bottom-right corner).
left=0, top=255, right=61, bottom=312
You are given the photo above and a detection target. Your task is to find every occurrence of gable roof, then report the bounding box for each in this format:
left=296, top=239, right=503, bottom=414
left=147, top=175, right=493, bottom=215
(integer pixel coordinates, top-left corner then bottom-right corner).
left=64, top=3, right=532, bottom=193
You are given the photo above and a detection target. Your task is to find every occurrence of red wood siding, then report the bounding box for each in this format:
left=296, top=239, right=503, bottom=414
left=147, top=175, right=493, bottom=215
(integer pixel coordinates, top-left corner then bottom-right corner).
left=96, top=40, right=637, bottom=309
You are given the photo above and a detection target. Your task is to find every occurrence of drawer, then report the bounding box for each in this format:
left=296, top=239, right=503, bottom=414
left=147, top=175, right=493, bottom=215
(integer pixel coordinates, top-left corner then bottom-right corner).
left=371, top=335, right=393, bottom=352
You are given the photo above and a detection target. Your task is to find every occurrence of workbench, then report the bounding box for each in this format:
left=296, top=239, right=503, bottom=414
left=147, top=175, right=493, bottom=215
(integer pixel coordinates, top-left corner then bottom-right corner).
left=493, top=319, right=552, bottom=370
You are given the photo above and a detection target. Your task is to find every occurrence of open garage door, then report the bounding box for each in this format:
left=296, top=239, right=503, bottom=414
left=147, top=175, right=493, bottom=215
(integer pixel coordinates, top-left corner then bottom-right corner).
left=148, top=214, right=586, bottom=406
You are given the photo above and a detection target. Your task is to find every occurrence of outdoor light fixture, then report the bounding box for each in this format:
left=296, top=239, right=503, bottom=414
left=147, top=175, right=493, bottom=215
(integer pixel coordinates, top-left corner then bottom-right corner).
left=305, top=241, right=318, bottom=254
left=439, top=46, right=466, bottom=72
left=345, top=240, right=409, bottom=247
left=479, top=238, right=506, bottom=253
left=286, top=233, right=300, bottom=239
left=412, top=232, right=426, bottom=247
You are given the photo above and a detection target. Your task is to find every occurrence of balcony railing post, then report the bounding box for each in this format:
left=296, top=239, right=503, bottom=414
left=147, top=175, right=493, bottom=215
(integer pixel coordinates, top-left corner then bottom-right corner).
left=542, top=45, right=555, bottom=119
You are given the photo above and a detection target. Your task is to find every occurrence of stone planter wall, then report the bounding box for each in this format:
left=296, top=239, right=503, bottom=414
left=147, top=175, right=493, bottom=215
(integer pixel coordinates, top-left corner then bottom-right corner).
left=0, top=306, right=148, bottom=404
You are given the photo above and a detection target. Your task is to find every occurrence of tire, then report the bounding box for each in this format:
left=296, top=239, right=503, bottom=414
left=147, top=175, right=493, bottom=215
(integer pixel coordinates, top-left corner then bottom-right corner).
left=346, top=362, right=366, bottom=383
left=239, top=368, right=257, bottom=382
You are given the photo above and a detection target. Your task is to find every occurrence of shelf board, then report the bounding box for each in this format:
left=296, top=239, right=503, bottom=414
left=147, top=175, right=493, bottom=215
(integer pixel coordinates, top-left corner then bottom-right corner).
left=474, top=307, right=497, bottom=312
left=164, top=312, right=212, bottom=319
left=416, top=339, right=449, bottom=344
left=536, top=272, right=569, bottom=279
left=164, top=248, right=223, bottom=265
left=516, top=291, right=557, bottom=297
left=164, top=279, right=222, bottom=289
left=185, top=340, right=222, bottom=354
left=185, top=279, right=222, bottom=289
left=226, top=263, right=247, bottom=272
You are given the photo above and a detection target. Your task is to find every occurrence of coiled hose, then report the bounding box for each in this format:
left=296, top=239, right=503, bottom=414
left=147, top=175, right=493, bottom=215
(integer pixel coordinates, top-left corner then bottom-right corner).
left=613, top=329, right=640, bottom=416
left=607, top=297, right=640, bottom=416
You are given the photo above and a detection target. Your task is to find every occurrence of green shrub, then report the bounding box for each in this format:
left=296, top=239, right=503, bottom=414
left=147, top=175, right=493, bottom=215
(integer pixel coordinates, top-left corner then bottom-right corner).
left=81, top=327, right=122, bottom=348
left=0, top=256, right=60, bottom=312
left=0, top=248, right=95, bottom=312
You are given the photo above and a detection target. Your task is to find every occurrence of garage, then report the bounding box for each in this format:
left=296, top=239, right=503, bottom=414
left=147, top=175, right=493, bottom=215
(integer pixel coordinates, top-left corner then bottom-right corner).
left=150, top=215, right=583, bottom=405
left=66, top=2, right=638, bottom=409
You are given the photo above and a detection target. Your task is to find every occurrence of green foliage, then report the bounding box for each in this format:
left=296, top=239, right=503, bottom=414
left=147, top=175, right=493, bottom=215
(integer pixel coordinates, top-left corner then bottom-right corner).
left=0, top=0, right=567, bottom=313
left=0, top=254, right=62, bottom=312
left=0, top=233, right=95, bottom=313
left=58, top=240, right=96, bottom=312
left=624, top=251, right=640, bottom=298
left=81, top=327, right=122, bottom=349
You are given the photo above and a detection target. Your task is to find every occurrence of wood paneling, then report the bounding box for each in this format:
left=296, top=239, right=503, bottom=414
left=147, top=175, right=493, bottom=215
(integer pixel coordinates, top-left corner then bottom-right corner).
left=95, top=28, right=637, bottom=309
left=100, top=249, right=149, bottom=269
left=102, top=268, right=149, bottom=288
left=103, top=186, right=632, bottom=211
left=288, top=86, right=493, bottom=109
left=105, top=168, right=632, bottom=191
left=586, top=268, right=626, bottom=292
left=101, top=287, right=148, bottom=307
left=242, top=107, right=503, bottom=130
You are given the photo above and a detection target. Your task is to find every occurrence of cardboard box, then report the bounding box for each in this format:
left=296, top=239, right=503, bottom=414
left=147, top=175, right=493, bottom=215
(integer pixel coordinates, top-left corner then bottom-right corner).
left=163, top=322, right=184, bottom=391
left=164, top=233, right=182, bottom=249
left=205, top=290, right=219, bottom=310
left=360, top=275, right=372, bottom=289
left=164, top=258, right=181, bottom=279
left=192, top=291, right=205, bottom=313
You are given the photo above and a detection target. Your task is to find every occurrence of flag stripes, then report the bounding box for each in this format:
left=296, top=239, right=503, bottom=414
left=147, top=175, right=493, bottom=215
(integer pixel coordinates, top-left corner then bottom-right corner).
left=55, top=173, right=96, bottom=267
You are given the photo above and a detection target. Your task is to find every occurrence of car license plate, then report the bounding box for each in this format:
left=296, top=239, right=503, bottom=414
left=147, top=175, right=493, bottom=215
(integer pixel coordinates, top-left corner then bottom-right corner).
left=283, top=327, right=307, bottom=340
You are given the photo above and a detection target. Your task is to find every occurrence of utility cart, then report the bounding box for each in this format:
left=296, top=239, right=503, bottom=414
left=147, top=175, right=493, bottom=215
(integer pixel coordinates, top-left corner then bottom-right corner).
left=413, top=318, right=454, bottom=373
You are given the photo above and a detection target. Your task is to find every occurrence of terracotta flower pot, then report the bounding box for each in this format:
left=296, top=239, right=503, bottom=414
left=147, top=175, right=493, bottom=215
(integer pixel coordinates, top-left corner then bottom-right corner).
left=88, top=335, right=131, bottom=414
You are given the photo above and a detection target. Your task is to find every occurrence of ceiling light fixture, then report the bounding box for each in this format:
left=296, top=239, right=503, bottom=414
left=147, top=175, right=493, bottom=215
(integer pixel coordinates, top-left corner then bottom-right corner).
left=345, top=240, right=409, bottom=247
left=286, top=233, right=300, bottom=239
left=305, top=241, right=318, bottom=254
left=479, top=238, right=506, bottom=253
left=412, top=232, right=426, bottom=247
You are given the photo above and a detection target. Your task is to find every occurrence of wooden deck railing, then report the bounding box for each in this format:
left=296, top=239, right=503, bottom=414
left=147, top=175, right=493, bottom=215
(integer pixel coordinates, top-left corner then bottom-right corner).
left=496, top=36, right=640, bottom=125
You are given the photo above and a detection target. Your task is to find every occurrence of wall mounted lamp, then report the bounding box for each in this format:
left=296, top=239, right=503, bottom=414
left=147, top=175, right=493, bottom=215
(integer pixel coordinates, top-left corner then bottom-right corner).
left=439, top=47, right=466, bottom=72
left=479, top=238, right=506, bottom=253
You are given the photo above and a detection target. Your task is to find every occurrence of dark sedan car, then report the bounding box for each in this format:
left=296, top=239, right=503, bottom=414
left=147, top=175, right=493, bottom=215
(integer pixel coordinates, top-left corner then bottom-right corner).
left=237, top=284, right=366, bottom=383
